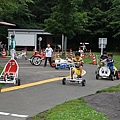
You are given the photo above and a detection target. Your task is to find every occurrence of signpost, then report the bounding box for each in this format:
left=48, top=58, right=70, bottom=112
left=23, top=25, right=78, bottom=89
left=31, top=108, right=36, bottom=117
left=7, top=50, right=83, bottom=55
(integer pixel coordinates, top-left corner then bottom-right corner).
left=38, top=37, right=42, bottom=54
left=62, top=34, right=67, bottom=53
left=99, top=38, right=107, bottom=55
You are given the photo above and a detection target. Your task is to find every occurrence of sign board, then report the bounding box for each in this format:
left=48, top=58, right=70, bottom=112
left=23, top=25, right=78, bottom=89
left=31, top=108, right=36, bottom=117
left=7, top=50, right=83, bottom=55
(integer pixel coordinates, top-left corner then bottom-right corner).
left=99, top=44, right=106, bottom=48
left=99, top=38, right=107, bottom=45
left=98, top=38, right=107, bottom=55
left=38, top=37, right=42, bottom=41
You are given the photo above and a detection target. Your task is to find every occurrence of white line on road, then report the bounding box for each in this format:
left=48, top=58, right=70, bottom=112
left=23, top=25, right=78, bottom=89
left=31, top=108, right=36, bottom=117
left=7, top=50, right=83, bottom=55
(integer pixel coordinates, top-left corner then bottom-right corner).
left=0, top=112, right=10, bottom=116
left=11, top=114, right=28, bottom=118
left=0, top=111, right=28, bottom=118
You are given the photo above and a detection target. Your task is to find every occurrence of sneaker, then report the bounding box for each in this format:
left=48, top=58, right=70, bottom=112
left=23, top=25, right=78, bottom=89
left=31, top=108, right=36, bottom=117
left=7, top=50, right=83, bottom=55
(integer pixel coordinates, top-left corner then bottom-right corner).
left=77, top=75, right=82, bottom=78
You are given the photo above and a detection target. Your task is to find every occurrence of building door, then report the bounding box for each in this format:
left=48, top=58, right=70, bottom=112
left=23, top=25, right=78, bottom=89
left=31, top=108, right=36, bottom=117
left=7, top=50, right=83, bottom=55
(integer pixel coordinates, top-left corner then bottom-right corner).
left=37, top=34, right=47, bottom=51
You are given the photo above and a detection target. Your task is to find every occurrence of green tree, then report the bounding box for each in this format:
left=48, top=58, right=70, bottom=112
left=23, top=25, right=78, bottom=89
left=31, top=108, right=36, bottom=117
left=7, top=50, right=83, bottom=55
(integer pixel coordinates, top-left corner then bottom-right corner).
left=107, top=0, right=120, bottom=39
left=44, top=0, right=87, bottom=39
left=28, top=0, right=58, bottom=29
left=77, top=0, right=120, bottom=51
left=0, top=0, right=33, bottom=43
left=0, top=0, right=33, bottom=28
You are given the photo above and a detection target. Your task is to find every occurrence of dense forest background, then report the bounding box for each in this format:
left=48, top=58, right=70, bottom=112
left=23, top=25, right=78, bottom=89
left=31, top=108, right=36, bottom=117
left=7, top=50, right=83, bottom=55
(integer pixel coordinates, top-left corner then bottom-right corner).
left=0, top=0, right=119, bottom=51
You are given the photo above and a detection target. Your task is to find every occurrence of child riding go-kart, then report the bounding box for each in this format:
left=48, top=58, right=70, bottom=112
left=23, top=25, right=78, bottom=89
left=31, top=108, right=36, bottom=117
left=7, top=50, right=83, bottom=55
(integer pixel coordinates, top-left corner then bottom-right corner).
left=96, top=54, right=119, bottom=80
left=62, top=52, right=86, bottom=86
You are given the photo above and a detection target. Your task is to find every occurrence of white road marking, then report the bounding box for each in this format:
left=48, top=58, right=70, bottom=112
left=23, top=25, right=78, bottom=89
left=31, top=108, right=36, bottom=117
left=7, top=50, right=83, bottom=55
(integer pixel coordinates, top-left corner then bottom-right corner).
left=0, top=111, right=28, bottom=118
left=11, top=114, right=28, bottom=118
left=0, top=112, right=10, bottom=116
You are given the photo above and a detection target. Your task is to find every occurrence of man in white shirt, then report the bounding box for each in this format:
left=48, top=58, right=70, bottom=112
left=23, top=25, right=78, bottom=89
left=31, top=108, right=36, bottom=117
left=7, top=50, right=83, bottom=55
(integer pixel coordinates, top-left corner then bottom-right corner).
left=78, top=47, right=83, bottom=57
left=44, top=44, right=53, bottom=67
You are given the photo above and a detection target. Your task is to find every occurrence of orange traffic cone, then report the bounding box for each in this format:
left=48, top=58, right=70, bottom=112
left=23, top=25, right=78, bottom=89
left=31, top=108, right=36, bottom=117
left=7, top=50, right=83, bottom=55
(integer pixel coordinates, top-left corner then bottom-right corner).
left=92, top=56, right=97, bottom=65
left=81, top=52, right=85, bottom=58
left=24, top=48, right=28, bottom=56
left=33, top=49, right=35, bottom=55
left=117, top=71, right=120, bottom=79
left=88, top=49, right=93, bottom=58
left=2, top=49, right=6, bottom=58
left=69, top=49, right=73, bottom=59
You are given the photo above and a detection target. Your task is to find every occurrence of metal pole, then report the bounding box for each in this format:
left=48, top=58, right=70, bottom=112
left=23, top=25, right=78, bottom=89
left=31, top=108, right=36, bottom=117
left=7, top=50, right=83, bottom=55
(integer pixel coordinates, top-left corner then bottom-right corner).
left=62, top=34, right=64, bottom=53
left=39, top=40, right=41, bottom=54
left=65, top=36, right=67, bottom=52
left=38, top=37, right=42, bottom=54
left=101, top=38, right=103, bottom=55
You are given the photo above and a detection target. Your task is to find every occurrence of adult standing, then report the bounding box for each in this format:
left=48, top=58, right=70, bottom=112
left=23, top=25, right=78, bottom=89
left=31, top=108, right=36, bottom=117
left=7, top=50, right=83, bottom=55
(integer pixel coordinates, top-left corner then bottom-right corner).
left=78, top=47, right=83, bottom=57
left=81, top=43, right=86, bottom=52
left=44, top=44, right=53, bottom=67
left=9, top=34, right=16, bottom=59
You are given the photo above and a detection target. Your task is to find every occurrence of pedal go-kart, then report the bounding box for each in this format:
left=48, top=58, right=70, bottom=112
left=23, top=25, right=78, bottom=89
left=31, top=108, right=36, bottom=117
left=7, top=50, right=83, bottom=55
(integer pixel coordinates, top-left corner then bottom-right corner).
left=62, top=62, right=86, bottom=86
left=29, top=51, right=45, bottom=66
left=55, top=58, right=72, bottom=69
left=0, top=59, right=20, bottom=86
left=95, top=63, right=120, bottom=81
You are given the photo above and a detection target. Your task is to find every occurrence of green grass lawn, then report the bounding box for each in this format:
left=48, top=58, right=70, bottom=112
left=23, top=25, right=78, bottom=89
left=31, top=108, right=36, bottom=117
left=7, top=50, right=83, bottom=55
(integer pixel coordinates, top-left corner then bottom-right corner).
left=97, top=84, right=120, bottom=93
left=0, top=66, right=3, bottom=73
left=33, top=98, right=108, bottom=120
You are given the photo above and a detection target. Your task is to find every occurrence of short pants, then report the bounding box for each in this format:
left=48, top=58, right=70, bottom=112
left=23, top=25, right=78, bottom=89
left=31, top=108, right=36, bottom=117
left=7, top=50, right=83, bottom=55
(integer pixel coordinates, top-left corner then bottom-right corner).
left=72, top=68, right=82, bottom=76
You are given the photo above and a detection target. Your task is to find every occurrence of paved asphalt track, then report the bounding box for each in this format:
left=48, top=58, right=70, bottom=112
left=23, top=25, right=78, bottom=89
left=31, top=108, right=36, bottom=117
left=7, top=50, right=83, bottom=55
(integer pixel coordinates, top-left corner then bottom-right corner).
left=0, top=58, right=120, bottom=120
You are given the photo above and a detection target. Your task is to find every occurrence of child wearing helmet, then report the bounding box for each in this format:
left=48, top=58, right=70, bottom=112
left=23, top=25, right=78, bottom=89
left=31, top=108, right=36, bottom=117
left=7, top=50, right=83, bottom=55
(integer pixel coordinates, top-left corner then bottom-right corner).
left=71, top=52, right=84, bottom=79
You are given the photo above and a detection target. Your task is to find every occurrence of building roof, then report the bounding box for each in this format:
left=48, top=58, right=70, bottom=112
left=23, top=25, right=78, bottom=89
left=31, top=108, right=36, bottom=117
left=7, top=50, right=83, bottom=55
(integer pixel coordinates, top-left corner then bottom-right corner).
left=8, top=29, right=52, bottom=35
left=8, top=29, right=44, bottom=32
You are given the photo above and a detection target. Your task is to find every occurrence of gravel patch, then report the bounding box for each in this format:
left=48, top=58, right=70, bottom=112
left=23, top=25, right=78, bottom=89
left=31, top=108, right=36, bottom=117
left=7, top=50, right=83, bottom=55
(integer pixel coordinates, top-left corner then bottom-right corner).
left=84, top=92, right=120, bottom=120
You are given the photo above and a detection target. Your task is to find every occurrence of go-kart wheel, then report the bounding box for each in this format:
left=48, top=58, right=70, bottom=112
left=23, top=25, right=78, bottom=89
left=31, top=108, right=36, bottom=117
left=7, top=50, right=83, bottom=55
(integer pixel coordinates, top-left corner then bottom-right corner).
left=110, top=75, right=114, bottom=81
left=51, top=62, right=55, bottom=67
left=62, top=78, right=66, bottom=85
left=55, top=66, right=58, bottom=70
left=115, top=71, right=119, bottom=80
left=95, top=70, right=97, bottom=74
left=81, top=79, right=86, bottom=86
left=96, top=74, right=99, bottom=80
left=16, top=79, right=20, bottom=86
left=51, top=60, right=55, bottom=67
left=32, top=56, right=42, bottom=66
left=30, top=56, right=34, bottom=65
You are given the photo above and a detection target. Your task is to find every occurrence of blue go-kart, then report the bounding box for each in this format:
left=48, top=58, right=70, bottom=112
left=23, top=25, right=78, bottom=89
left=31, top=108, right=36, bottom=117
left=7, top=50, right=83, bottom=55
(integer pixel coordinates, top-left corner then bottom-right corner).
left=54, top=58, right=72, bottom=70
left=55, top=63, right=70, bottom=69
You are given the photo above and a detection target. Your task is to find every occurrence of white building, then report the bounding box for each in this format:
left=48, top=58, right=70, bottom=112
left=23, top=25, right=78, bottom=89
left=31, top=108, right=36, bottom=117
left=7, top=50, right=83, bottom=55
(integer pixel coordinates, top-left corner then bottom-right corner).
left=8, top=29, right=55, bottom=50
